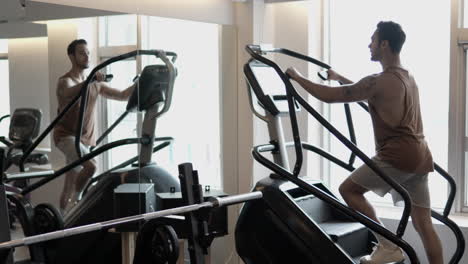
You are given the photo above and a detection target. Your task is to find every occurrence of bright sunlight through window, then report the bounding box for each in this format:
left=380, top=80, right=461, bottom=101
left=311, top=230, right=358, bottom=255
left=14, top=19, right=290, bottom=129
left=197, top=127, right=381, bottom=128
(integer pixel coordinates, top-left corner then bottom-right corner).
left=328, top=0, right=450, bottom=208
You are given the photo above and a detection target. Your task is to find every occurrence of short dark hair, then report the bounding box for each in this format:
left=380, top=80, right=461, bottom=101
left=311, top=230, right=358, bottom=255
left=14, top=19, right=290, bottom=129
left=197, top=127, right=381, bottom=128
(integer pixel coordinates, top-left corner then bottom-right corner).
left=67, top=39, right=87, bottom=55
left=376, top=21, right=406, bottom=54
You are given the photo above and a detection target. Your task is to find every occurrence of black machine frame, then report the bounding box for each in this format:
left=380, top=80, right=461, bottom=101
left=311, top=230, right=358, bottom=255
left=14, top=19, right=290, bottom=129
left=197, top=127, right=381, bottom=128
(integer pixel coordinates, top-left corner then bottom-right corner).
left=11, top=50, right=177, bottom=195
left=244, top=44, right=465, bottom=264
left=0, top=49, right=179, bottom=264
left=0, top=163, right=261, bottom=264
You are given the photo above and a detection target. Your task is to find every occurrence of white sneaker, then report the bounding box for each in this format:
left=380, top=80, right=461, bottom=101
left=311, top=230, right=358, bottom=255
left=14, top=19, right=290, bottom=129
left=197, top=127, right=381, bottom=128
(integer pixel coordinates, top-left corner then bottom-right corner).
left=360, top=244, right=405, bottom=264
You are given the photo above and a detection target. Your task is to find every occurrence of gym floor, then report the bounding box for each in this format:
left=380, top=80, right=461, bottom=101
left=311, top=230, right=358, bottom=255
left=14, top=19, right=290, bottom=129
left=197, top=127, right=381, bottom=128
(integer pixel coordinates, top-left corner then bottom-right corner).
left=10, top=223, right=28, bottom=262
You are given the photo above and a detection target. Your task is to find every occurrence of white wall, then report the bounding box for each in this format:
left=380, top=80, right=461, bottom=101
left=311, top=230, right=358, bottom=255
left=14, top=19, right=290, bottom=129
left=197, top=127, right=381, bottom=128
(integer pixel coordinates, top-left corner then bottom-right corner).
left=8, top=37, right=50, bottom=149
left=252, top=2, right=316, bottom=183
left=217, top=24, right=239, bottom=264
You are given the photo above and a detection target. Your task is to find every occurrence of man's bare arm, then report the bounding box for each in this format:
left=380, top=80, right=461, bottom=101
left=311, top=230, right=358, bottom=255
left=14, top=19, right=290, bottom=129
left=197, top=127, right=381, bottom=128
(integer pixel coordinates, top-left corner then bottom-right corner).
left=56, top=77, right=84, bottom=98
left=290, top=72, right=377, bottom=103
left=99, top=82, right=135, bottom=101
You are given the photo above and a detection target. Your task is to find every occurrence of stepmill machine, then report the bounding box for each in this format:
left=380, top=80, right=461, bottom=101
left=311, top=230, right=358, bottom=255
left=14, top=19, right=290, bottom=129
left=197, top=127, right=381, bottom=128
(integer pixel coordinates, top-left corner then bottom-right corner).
left=235, top=45, right=465, bottom=263
left=2, top=50, right=183, bottom=264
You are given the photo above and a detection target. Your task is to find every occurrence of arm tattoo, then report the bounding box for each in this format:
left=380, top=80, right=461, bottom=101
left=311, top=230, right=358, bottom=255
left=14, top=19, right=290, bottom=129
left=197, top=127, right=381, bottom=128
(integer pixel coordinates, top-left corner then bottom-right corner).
left=341, top=75, right=377, bottom=101
left=343, top=86, right=353, bottom=97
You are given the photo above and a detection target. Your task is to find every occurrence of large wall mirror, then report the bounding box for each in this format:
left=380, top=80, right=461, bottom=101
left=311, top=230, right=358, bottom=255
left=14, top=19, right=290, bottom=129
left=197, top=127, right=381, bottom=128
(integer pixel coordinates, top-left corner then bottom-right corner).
left=2, top=7, right=238, bottom=263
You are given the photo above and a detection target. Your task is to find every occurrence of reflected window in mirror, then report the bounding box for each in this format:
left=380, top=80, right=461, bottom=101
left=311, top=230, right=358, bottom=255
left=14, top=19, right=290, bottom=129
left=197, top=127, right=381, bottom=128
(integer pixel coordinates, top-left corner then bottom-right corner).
left=99, top=14, right=137, bottom=47
left=98, top=14, right=139, bottom=169
left=102, top=60, right=138, bottom=168
left=141, top=16, right=221, bottom=189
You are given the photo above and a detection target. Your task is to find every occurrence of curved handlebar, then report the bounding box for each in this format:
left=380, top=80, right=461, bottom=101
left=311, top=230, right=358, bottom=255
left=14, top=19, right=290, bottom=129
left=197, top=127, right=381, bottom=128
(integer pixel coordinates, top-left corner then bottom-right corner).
left=0, top=114, right=10, bottom=124
left=246, top=44, right=464, bottom=263
left=75, top=49, right=177, bottom=159
left=19, top=50, right=176, bottom=169
left=252, top=144, right=420, bottom=264
left=245, top=44, right=413, bottom=237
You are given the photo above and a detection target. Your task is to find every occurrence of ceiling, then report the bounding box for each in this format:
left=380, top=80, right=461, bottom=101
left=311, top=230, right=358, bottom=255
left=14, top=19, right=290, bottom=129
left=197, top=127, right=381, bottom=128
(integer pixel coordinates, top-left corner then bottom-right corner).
left=0, top=0, right=120, bottom=38
left=1, top=0, right=120, bottom=23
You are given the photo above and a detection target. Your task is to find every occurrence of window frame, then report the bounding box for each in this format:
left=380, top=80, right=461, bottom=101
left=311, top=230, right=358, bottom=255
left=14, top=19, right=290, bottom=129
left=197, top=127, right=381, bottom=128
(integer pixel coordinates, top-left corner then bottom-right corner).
left=450, top=0, right=468, bottom=213
left=97, top=15, right=141, bottom=172
left=451, top=29, right=468, bottom=213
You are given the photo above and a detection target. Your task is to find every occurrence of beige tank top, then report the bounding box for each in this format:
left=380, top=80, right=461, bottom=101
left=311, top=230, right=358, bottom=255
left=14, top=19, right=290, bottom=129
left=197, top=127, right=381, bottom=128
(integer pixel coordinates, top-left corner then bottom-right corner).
left=369, top=67, right=433, bottom=173
left=53, top=82, right=99, bottom=146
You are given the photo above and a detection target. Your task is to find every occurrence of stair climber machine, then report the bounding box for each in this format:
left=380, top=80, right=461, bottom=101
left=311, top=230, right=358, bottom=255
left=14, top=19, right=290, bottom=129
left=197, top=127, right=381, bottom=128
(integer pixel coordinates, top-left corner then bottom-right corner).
left=0, top=160, right=254, bottom=264
left=0, top=108, right=50, bottom=198
left=0, top=50, right=186, bottom=264
left=0, top=109, right=49, bottom=175
left=235, top=45, right=465, bottom=264
left=0, top=109, right=50, bottom=228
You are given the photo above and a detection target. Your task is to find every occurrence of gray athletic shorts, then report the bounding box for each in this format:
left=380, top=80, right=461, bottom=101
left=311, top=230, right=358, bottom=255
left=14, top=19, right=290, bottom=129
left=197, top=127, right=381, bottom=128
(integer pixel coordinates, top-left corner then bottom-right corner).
left=56, top=136, right=91, bottom=173
left=349, top=156, right=430, bottom=208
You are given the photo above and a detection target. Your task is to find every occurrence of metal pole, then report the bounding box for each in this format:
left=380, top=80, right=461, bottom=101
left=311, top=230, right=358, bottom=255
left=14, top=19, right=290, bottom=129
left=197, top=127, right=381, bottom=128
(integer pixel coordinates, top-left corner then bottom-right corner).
left=0, top=191, right=262, bottom=250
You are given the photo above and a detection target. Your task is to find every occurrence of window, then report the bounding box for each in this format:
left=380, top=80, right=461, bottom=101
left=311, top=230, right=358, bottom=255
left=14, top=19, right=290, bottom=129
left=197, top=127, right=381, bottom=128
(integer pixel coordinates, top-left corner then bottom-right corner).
left=102, top=60, right=138, bottom=167
left=141, top=16, right=221, bottom=188
left=99, top=15, right=137, bottom=47
left=97, top=15, right=221, bottom=189
left=98, top=15, right=139, bottom=169
left=0, top=39, right=9, bottom=137
left=327, top=0, right=450, bottom=208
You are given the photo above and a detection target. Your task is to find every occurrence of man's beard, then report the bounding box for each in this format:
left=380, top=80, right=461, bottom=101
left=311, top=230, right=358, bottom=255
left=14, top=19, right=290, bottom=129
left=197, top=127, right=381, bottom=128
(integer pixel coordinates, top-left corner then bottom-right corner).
left=78, top=62, right=90, bottom=69
left=370, top=52, right=379, bottom=62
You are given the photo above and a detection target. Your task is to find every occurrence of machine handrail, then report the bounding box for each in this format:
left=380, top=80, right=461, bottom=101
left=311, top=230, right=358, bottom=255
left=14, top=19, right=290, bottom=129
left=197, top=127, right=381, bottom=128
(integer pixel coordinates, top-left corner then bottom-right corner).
left=19, top=50, right=176, bottom=169
left=301, top=143, right=355, bottom=172
left=246, top=46, right=303, bottom=177
left=82, top=137, right=174, bottom=196
left=433, top=163, right=457, bottom=217
left=0, top=115, right=9, bottom=124
left=92, top=110, right=130, bottom=150
left=344, top=103, right=357, bottom=166
left=20, top=137, right=144, bottom=195
left=76, top=50, right=177, bottom=159
left=252, top=144, right=420, bottom=264
left=287, top=62, right=410, bottom=236
left=431, top=210, right=465, bottom=263
left=348, top=96, right=457, bottom=219
left=246, top=44, right=413, bottom=237
left=245, top=44, right=464, bottom=263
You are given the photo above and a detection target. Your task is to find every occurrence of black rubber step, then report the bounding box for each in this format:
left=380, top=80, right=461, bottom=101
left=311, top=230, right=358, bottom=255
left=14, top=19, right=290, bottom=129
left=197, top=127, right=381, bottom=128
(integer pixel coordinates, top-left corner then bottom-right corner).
left=319, top=220, right=371, bottom=258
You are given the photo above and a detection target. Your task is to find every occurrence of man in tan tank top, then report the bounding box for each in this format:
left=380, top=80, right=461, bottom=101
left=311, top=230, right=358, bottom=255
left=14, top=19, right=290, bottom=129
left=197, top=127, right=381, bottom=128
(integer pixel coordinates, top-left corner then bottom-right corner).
left=287, top=21, right=443, bottom=264
left=54, top=39, right=135, bottom=214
